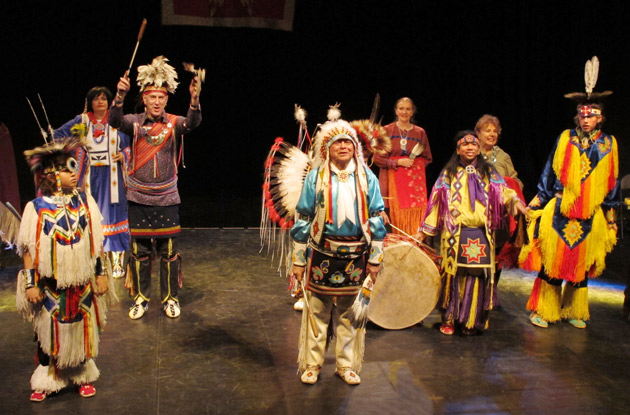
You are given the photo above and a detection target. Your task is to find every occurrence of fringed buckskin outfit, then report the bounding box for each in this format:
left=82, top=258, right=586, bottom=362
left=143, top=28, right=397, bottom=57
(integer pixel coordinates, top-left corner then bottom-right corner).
left=422, top=162, right=521, bottom=332
left=291, top=115, right=386, bottom=379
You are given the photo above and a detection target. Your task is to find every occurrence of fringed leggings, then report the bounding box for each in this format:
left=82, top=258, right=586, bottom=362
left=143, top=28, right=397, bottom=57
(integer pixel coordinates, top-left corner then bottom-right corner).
left=441, top=268, right=497, bottom=331
left=526, top=270, right=589, bottom=322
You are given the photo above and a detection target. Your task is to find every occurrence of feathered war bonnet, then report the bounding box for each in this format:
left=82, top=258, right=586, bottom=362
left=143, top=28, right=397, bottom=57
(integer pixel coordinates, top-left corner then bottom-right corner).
left=310, top=104, right=365, bottom=168
left=137, top=56, right=179, bottom=95
left=23, top=125, right=86, bottom=190
left=564, top=56, right=613, bottom=116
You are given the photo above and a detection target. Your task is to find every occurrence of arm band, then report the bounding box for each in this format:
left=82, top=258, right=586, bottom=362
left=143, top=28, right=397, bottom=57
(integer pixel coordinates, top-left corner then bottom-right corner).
left=21, top=269, right=37, bottom=289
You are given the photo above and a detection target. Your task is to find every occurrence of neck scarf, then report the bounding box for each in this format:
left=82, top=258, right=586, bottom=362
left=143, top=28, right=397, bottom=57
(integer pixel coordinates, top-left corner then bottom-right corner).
left=330, top=159, right=357, bottom=227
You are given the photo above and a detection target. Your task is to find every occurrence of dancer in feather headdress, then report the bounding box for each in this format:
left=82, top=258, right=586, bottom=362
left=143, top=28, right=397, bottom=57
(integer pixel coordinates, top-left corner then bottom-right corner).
left=290, top=105, right=386, bottom=385
left=519, top=56, right=620, bottom=329
left=16, top=134, right=116, bottom=401
left=109, top=55, right=202, bottom=319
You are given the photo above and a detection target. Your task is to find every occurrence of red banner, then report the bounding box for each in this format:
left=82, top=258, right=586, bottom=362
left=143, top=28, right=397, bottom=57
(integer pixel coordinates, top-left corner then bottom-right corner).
left=162, top=0, right=296, bottom=31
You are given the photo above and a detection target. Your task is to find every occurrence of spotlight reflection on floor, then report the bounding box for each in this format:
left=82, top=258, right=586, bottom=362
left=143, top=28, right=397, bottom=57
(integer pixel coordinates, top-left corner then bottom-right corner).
left=501, top=267, right=625, bottom=306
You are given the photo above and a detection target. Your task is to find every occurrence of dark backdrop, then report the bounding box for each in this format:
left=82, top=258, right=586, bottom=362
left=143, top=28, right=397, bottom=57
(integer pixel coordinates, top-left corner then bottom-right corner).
left=1, top=0, right=628, bottom=227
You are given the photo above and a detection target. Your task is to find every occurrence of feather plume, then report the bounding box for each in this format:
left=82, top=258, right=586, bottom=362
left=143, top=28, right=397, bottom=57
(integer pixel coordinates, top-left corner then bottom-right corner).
left=349, top=119, right=391, bottom=156
left=368, top=93, right=380, bottom=126
left=584, top=56, right=599, bottom=98
left=294, top=104, right=307, bottom=124
left=182, top=62, right=206, bottom=83
left=327, top=103, right=341, bottom=121
left=137, top=56, right=179, bottom=93
left=408, top=142, right=425, bottom=160
left=0, top=201, right=21, bottom=246
left=348, top=276, right=374, bottom=328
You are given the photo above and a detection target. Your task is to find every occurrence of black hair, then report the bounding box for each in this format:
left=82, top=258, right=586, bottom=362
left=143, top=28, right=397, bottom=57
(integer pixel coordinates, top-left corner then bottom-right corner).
left=86, top=86, right=113, bottom=110
left=443, top=130, right=493, bottom=179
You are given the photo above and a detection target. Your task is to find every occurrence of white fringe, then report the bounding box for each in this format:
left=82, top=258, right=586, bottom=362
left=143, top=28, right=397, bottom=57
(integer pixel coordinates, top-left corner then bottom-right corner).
left=16, top=270, right=36, bottom=322
left=16, top=195, right=105, bottom=290
left=30, top=364, right=67, bottom=393
left=349, top=276, right=373, bottom=328
left=351, top=328, right=366, bottom=374
left=32, top=301, right=102, bottom=368
left=30, top=359, right=100, bottom=393
left=64, top=359, right=100, bottom=386
left=297, top=297, right=309, bottom=373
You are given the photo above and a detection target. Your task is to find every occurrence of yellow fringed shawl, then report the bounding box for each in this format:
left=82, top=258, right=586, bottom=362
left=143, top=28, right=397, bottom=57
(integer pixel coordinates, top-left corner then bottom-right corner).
left=553, top=130, right=618, bottom=219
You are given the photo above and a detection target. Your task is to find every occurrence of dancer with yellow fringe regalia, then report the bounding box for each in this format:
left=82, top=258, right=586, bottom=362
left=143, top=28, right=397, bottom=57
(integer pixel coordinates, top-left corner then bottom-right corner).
left=519, top=56, right=619, bottom=330
left=290, top=105, right=386, bottom=385
left=418, top=131, right=526, bottom=336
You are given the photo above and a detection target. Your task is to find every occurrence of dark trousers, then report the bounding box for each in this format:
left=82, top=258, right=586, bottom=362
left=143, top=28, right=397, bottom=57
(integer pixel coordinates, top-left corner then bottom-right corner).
left=130, top=237, right=181, bottom=303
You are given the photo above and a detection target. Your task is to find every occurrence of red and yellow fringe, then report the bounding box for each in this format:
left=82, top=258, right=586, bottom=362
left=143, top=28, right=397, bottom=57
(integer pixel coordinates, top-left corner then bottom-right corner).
left=553, top=130, right=618, bottom=219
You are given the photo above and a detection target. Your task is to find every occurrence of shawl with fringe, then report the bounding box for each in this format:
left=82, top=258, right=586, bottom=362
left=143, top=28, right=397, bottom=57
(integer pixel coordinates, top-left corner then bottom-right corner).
left=553, top=129, right=618, bottom=219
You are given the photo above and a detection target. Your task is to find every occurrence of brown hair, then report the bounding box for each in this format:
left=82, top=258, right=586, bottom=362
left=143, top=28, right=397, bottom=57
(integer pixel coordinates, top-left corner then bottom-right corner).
left=474, top=114, right=502, bottom=136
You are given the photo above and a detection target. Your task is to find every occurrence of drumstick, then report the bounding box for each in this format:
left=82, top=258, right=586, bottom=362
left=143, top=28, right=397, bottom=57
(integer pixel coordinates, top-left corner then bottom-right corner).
left=299, top=279, right=319, bottom=338
left=125, top=18, right=148, bottom=77
left=389, top=223, right=439, bottom=256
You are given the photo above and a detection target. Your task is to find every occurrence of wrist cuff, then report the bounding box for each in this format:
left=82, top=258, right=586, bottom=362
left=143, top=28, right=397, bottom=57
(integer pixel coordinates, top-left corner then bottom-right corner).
left=292, top=242, right=307, bottom=266
left=21, top=269, right=37, bottom=289
left=368, top=240, right=384, bottom=265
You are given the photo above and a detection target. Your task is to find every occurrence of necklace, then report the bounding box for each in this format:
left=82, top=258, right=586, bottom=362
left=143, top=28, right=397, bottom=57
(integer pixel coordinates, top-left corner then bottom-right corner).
left=143, top=122, right=173, bottom=146
left=482, top=147, right=497, bottom=164
left=397, top=123, right=410, bottom=152
left=88, top=112, right=107, bottom=144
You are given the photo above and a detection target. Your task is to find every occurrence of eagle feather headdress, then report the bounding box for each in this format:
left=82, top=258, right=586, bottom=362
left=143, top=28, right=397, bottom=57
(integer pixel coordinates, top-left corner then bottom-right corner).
left=564, top=56, right=613, bottom=103
left=137, top=56, right=179, bottom=94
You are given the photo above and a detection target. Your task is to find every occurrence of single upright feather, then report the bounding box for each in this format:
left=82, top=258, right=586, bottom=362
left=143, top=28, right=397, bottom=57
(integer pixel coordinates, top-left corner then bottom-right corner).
left=369, top=93, right=380, bottom=126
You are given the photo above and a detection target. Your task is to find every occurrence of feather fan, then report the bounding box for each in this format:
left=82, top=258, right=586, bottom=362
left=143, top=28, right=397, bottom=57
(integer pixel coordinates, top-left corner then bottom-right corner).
left=0, top=201, right=21, bottom=246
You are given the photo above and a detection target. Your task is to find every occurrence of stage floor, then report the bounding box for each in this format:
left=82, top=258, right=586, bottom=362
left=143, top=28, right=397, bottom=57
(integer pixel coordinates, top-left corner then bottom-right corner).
left=1, top=229, right=629, bottom=415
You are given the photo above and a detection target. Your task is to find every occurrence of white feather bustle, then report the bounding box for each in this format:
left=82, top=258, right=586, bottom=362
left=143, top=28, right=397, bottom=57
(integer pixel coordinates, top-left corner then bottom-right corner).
left=260, top=141, right=309, bottom=277
left=30, top=359, right=100, bottom=393
left=274, top=146, right=309, bottom=217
